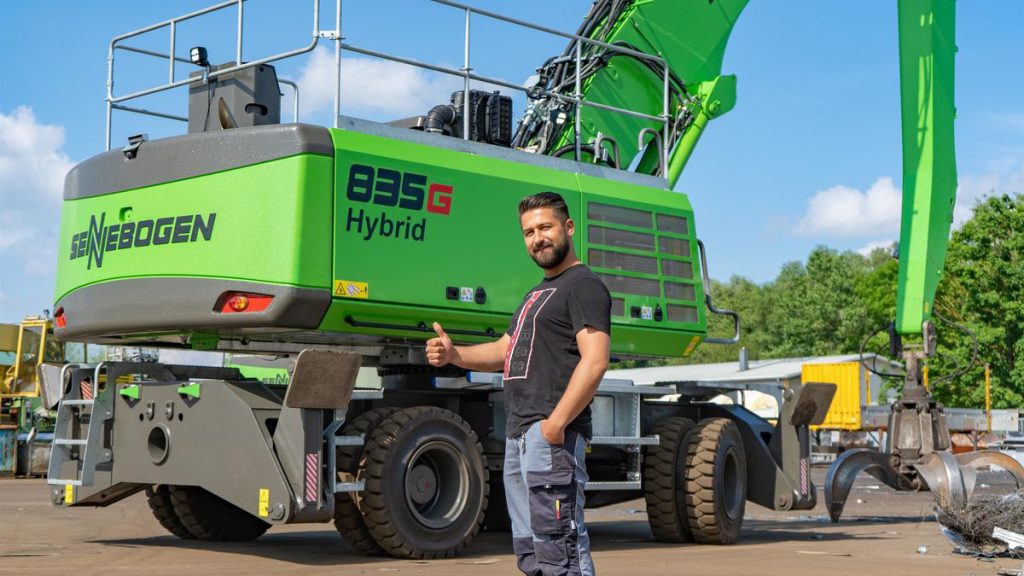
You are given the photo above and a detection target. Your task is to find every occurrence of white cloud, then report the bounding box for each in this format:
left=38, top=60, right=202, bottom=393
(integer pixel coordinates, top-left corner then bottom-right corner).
left=294, top=48, right=460, bottom=119
left=954, top=162, right=1024, bottom=226
left=792, top=162, right=1023, bottom=245
left=0, top=107, right=73, bottom=321
left=0, top=211, right=36, bottom=250
left=856, top=239, right=895, bottom=257
left=291, top=47, right=506, bottom=122
left=793, top=176, right=902, bottom=238
left=0, top=107, right=73, bottom=254
left=0, top=107, right=72, bottom=204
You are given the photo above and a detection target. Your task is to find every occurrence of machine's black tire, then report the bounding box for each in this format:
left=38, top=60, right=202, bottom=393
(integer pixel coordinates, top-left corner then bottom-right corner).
left=361, top=406, right=488, bottom=559
left=480, top=472, right=511, bottom=532
left=643, top=417, right=696, bottom=543
left=333, top=407, right=402, bottom=554
left=684, top=418, right=747, bottom=544
left=145, top=484, right=195, bottom=539
left=168, top=485, right=270, bottom=541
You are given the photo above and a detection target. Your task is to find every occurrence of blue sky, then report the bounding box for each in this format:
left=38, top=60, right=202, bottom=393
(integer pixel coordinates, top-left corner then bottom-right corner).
left=1, top=1, right=1022, bottom=323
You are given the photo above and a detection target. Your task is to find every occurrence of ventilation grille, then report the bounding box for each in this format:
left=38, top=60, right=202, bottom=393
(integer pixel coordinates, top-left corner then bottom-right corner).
left=587, top=201, right=699, bottom=324
left=588, top=203, right=652, bottom=228
left=659, top=237, right=689, bottom=257
left=590, top=226, right=655, bottom=251
left=589, top=249, right=658, bottom=275
left=664, top=282, right=696, bottom=301
left=662, top=259, right=694, bottom=280
left=595, top=273, right=660, bottom=297
left=667, top=304, right=699, bottom=324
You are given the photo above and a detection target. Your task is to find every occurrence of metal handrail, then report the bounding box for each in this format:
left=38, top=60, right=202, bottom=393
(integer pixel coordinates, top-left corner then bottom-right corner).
left=697, top=240, right=741, bottom=345
left=337, top=42, right=667, bottom=125
left=106, top=0, right=321, bottom=149
left=57, top=363, right=89, bottom=403
left=336, top=0, right=671, bottom=174
left=105, top=0, right=673, bottom=179
left=279, top=79, right=301, bottom=123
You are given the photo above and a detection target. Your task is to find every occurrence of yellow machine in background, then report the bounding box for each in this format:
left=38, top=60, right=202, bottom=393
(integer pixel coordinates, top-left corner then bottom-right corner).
left=1, top=316, right=59, bottom=398
left=1, top=316, right=64, bottom=477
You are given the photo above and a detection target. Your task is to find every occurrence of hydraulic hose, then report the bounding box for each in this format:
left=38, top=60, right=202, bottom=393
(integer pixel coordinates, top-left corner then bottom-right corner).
left=424, top=104, right=457, bottom=134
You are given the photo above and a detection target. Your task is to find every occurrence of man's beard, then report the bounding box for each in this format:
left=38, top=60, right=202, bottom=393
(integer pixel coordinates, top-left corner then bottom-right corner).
left=530, top=235, right=570, bottom=269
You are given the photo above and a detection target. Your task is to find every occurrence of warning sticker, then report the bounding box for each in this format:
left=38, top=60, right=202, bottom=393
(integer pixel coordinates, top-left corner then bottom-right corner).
left=258, top=488, right=270, bottom=517
left=682, top=335, right=701, bottom=357
left=64, top=484, right=74, bottom=505
left=333, top=280, right=369, bottom=299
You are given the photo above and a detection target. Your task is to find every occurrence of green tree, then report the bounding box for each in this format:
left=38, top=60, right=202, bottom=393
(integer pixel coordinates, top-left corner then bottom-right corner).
left=855, top=248, right=899, bottom=331
left=763, top=247, right=874, bottom=357
left=931, top=194, right=1024, bottom=409
left=676, top=275, right=771, bottom=365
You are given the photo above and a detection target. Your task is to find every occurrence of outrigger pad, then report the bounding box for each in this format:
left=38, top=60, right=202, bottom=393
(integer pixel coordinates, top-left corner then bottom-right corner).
left=789, top=382, right=837, bottom=426
left=284, top=349, right=361, bottom=410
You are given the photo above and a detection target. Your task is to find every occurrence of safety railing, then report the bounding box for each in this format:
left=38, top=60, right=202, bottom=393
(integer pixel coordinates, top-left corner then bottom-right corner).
left=106, top=0, right=315, bottom=149
left=105, top=0, right=672, bottom=177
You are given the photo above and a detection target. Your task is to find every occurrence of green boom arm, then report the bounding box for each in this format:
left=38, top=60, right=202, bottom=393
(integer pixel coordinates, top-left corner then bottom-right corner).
left=529, top=0, right=956, bottom=338
left=517, top=0, right=747, bottom=188
left=895, top=0, right=958, bottom=336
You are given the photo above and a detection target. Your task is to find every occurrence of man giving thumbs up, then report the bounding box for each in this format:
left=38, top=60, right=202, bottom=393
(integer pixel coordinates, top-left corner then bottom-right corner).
left=426, top=192, right=609, bottom=576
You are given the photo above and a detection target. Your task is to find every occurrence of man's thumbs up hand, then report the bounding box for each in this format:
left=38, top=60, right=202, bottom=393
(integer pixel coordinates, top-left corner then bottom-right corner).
left=426, top=322, right=455, bottom=367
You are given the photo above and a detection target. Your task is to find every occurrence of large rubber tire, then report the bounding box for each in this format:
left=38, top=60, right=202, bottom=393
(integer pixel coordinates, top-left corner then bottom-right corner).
left=168, top=485, right=270, bottom=541
left=361, top=406, right=489, bottom=559
left=145, top=484, right=195, bottom=539
left=333, top=407, right=402, bottom=554
left=684, top=418, right=747, bottom=544
left=643, top=417, right=696, bottom=543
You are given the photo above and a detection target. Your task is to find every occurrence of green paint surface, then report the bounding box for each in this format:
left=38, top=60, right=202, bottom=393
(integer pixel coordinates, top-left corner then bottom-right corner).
left=895, top=0, right=958, bottom=336
left=177, top=382, right=201, bottom=399
left=54, top=154, right=334, bottom=303
left=118, top=384, right=141, bottom=400
left=325, top=128, right=706, bottom=357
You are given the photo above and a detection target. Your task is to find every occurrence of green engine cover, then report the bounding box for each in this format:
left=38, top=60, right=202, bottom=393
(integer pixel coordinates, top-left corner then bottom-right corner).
left=54, top=122, right=706, bottom=358
left=324, top=124, right=707, bottom=357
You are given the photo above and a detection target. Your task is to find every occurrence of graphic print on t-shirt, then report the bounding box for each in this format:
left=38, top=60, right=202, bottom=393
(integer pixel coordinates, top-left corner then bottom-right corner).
left=503, top=288, right=557, bottom=380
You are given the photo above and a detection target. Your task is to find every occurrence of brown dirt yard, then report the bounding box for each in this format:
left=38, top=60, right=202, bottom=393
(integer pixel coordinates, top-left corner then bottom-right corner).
left=1, top=468, right=1021, bottom=576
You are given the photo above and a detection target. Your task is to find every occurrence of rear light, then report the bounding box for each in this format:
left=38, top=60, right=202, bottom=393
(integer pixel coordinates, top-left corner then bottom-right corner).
left=217, top=292, right=273, bottom=314
left=55, top=307, right=66, bottom=328
left=228, top=295, right=250, bottom=312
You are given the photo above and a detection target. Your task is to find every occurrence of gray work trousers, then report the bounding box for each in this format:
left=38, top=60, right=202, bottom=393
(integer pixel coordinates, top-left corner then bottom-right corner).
left=504, top=421, right=594, bottom=576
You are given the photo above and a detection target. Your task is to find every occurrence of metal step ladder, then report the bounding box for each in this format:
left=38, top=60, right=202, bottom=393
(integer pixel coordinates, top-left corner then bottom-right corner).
left=48, top=364, right=112, bottom=489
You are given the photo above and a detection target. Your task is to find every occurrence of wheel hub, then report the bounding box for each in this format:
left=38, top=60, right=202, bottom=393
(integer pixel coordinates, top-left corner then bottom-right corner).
left=404, top=440, right=470, bottom=530
left=407, top=464, right=439, bottom=505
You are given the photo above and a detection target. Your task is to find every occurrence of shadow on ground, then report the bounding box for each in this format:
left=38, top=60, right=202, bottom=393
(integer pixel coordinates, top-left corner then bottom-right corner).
left=93, top=515, right=917, bottom=567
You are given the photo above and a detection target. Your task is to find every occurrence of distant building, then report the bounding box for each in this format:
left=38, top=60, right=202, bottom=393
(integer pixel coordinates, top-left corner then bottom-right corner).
left=608, top=353, right=900, bottom=425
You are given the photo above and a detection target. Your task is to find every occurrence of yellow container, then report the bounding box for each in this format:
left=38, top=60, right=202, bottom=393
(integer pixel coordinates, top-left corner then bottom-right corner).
left=803, top=362, right=867, bottom=431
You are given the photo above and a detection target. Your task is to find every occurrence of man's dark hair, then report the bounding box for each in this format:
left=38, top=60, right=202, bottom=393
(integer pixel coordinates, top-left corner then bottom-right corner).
left=518, top=191, right=570, bottom=221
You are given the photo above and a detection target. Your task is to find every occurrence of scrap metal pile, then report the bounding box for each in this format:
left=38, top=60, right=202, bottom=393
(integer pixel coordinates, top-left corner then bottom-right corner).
left=936, top=488, right=1024, bottom=557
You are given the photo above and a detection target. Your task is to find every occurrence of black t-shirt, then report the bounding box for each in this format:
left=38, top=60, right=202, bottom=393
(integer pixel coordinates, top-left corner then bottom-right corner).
left=502, top=264, right=611, bottom=439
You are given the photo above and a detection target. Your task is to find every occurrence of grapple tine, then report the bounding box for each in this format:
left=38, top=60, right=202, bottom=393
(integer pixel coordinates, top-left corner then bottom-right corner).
left=954, top=450, right=1024, bottom=496
left=824, top=449, right=903, bottom=522
left=914, top=450, right=1024, bottom=510
left=913, top=452, right=967, bottom=509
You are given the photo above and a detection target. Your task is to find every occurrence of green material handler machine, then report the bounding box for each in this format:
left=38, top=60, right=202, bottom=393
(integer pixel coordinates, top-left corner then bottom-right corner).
left=47, top=0, right=1023, bottom=558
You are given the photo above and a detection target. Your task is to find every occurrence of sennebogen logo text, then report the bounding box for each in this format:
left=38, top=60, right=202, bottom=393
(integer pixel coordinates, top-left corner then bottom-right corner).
left=69, top=212, right=217, bottom=269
